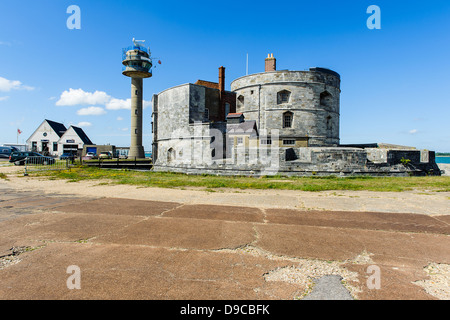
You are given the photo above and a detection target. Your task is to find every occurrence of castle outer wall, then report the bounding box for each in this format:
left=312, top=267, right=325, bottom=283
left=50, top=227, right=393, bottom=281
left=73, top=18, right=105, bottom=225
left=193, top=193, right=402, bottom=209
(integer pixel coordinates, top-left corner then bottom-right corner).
left=231, top=68, right=340, bottom=147
left=151, top=59, right=442, bottom=177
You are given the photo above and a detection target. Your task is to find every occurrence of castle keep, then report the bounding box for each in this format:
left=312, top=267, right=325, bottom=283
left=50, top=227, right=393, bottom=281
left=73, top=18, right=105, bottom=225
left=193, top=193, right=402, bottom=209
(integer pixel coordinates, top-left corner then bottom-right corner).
left=151, top=55, right=441, bottom=176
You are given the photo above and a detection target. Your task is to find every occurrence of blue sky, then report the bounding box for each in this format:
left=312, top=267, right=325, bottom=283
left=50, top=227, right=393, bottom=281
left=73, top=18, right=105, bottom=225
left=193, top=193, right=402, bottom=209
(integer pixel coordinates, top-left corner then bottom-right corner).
left=1, top=0, right=449, bottom=152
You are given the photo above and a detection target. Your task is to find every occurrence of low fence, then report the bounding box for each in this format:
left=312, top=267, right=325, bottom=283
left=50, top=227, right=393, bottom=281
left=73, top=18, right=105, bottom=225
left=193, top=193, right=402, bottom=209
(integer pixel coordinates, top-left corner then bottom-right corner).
left=83, top=158, right=152, bottom=170
left=24, top=156, right=72, bottom=175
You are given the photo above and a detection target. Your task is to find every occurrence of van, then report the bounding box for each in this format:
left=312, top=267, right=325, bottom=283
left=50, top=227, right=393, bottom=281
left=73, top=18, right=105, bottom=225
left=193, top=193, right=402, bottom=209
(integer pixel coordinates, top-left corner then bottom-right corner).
left=0, top=146, right=18, bottom=159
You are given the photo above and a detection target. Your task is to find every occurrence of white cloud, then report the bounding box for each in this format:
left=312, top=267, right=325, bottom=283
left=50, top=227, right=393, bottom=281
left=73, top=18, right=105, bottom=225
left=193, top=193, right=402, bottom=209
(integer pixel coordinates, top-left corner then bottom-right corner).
left=0, top=76, right=34, bottom=92
left=105, top=98, right=131, bottom=110
left=56, top=88, right=111, bottom=106
left=117, top=116, right=123, bottom=121
left=77, top=106, right=107, bottom=116
left=0, top=96, right=9, bottom=101
left=144, top=100, right=152, bottom=109
left=77, top=121, right=92, bottom=127
left=409, top=129, right=418, bottom=134
left=56, top=88, right=151, bottom=110
left=0, top=41, right=12, bottom=46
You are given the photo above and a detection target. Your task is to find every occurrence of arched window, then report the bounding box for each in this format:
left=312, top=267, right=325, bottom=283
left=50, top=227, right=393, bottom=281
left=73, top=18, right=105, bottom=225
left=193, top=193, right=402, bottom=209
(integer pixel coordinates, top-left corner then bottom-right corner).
left=277, top=90, right=291, bottom=104
left=320, top=91, right=333, bottom=109
left=167, top=148, right=176, bottom=163
left=237, top=95, right=244, bottom=109
left=283, top=111, right=293, bottom=128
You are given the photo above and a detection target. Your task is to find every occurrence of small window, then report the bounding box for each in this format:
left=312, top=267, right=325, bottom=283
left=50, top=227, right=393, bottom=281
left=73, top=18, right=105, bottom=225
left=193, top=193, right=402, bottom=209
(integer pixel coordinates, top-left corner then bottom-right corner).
left=237, top=95, right=244, bottom=109
left=224, top=103, right=230, bottom=117
left=135, top=129, right=138, bottom=134
left=135, top=109, right=138, bottom=115
left=283, top=112, right=293, bottom=128
left=277, top=90, right=291, bottom=104
left=260, top=139, right=272, bottom=145
left=204, top=108, right=209, bottom=120
left=320, top=91, right=333, bottom=109
left=237, top=137, right=244, bottom=145
left=53, top=142, right=58, bottom=151
left=283, top=140, right=295, bottom=146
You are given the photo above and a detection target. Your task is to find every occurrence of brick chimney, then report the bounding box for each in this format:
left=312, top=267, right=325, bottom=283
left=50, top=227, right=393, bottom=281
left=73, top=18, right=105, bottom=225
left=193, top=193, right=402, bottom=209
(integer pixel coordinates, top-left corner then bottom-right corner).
left=218, top=66, right=225, bottom=92
left=265, top=53, right=276, bottom=72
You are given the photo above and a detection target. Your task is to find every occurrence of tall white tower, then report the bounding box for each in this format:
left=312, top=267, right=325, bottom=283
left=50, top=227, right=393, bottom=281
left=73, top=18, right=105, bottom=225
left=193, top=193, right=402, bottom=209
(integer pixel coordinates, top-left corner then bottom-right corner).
left=122, top=39, right=152, bottom=159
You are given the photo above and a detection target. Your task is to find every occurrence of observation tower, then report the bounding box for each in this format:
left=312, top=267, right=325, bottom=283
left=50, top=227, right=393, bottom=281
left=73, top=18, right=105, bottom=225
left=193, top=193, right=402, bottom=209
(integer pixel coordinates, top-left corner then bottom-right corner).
left=122, top=38, right=153, bottom=159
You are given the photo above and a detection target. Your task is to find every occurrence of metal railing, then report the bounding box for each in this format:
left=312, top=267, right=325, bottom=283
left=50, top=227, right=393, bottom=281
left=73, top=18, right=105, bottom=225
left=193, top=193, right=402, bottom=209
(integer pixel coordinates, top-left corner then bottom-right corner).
left=24, top=156, right=71, bottom=175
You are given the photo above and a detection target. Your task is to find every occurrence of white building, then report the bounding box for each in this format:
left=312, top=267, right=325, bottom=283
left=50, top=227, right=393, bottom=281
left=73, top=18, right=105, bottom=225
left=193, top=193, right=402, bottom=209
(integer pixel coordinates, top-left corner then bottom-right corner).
left=58, top=125, right=93, bottom=156
left=26, top=119, right=93, bottom=156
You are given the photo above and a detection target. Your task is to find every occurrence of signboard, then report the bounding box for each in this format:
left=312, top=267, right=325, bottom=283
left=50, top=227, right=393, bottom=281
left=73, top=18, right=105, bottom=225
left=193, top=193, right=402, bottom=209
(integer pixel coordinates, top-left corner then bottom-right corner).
left=66, top=139, right=75, bottom=143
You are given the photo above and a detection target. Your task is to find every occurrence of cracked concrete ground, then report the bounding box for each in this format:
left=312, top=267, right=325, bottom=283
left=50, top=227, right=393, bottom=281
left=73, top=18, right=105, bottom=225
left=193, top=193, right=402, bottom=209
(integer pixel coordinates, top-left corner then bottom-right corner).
left=0, top=166, right=449, bottom=300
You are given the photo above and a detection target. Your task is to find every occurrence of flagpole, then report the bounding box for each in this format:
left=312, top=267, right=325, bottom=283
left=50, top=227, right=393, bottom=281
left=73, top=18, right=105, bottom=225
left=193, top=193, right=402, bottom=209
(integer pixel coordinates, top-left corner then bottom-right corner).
left=246, top=53, right=248, bottom=75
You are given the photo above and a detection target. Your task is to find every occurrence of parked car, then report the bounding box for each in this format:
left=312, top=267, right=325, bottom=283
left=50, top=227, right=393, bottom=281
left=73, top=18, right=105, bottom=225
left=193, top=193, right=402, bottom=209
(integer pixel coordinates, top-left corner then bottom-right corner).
left=9, top=152, right=55, bottom=165
left=99, top=152, right=112, bottom=159
left=0, top=146, right=18, bottom=159
left=60, top=153, right=75, bottom=160
left=82, top=152, right=97, bottom=160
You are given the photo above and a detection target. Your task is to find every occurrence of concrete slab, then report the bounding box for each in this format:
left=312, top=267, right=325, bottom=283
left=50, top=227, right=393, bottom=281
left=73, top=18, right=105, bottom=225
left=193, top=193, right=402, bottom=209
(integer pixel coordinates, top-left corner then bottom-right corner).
left=95, top=216, right=256, bottom=251
left=0, top=178, right=449, bottom=300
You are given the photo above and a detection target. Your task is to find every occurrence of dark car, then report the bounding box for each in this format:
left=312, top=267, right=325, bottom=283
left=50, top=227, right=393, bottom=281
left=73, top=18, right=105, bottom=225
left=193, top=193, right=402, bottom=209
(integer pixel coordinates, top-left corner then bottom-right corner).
left=0, top=146, right=18, bottom=159
left=9, top=152, right=55, bottom=165
left=60, top=153, right=75, bottom=160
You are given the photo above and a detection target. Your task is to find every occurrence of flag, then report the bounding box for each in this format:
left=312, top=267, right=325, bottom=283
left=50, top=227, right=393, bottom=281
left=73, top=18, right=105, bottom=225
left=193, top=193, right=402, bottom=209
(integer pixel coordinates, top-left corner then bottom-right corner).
left=158, top=60, right=161, bottom=64
left=17, top=129, right=22, bottom=134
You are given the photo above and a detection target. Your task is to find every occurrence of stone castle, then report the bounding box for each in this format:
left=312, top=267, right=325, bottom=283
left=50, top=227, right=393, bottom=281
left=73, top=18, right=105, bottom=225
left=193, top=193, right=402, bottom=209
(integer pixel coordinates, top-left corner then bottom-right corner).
left=151, top=54, right=441, bottom=176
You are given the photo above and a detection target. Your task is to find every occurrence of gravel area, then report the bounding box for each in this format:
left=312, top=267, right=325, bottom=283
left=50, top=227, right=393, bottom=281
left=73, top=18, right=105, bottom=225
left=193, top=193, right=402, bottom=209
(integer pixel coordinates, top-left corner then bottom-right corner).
left=413, top=263, right=450, bottom=300
left=219, top=245, right=366, bottom=299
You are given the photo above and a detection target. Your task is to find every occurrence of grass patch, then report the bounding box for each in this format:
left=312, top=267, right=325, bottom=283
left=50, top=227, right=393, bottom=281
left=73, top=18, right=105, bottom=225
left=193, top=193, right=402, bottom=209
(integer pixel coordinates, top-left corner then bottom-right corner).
left=0, top=173, right=8, bottom=180
left=28, top=166, right=450, bottom=192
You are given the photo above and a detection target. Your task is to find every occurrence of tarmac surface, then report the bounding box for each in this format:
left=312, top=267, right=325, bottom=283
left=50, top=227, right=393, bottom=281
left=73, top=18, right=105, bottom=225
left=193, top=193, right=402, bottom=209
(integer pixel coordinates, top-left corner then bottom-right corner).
left=0, top=175, right=449, bottom=300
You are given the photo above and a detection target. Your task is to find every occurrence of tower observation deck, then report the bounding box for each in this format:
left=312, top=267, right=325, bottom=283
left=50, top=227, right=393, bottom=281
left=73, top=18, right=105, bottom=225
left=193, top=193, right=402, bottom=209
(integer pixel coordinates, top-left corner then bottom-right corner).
left=122, top=39, right=153, bottom=159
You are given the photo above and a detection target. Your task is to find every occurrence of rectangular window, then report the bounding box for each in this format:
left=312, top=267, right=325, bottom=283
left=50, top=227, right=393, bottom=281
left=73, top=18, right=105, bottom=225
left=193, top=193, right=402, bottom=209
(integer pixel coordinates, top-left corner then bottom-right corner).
left=281, top=93, right=289, bottom=103
left=283, top=140, right=296, bottom=146
left=53, top=142, right=58, bottom=151
left=204, top=108, right=209, bottom=120
left=283, top=114, right=292, bottom=128
left=237, top=137, right=243, bottom=145
left=260, top=139, right=272, bottom=145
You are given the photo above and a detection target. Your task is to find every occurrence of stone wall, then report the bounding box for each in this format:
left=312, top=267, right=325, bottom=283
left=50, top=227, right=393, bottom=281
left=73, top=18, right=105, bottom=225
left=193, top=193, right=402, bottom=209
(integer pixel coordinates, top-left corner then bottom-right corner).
left=230, top=69, right=340, bottom=147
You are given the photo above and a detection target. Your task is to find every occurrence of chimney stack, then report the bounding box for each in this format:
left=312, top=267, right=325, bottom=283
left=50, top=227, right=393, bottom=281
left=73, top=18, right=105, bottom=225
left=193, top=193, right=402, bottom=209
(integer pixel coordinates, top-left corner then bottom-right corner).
left=219, top=66, right=225, bottom=92
left=265, top=53, right=276, bottom=72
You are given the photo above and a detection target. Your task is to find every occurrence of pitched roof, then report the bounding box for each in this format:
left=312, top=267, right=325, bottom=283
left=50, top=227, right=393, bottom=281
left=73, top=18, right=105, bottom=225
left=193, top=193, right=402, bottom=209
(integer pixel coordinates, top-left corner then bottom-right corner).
left=227, top=120, right=258, bottom=137
left=226, top=113, right=243, bottom=118
left=70, top=126, right=93, bottom=145
left=45, top=119, right=67, bottom=137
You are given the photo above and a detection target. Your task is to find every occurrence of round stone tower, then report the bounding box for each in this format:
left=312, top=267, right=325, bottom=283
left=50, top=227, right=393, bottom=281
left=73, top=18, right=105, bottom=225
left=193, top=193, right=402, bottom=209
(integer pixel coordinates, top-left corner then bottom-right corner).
left=230, top=55, right=341, bottom=147
left=122, top=39, right=153, bottom=159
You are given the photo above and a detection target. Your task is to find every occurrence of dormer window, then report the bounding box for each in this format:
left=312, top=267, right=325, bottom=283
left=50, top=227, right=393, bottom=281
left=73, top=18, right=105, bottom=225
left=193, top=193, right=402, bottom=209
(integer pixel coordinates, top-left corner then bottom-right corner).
left=277, top=90, right=291, bottom=104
